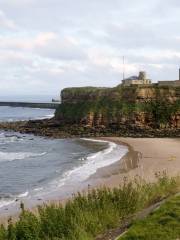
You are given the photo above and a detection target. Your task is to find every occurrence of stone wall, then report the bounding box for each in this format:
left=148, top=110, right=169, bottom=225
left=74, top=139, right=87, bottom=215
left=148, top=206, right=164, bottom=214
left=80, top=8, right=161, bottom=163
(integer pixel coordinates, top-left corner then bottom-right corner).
left=158, top=80, right=180, bottom=87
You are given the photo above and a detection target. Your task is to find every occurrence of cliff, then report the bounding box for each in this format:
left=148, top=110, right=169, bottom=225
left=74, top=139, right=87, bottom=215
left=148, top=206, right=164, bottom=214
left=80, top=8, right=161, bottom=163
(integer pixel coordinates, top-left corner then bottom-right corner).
left=55, top=85, right=180, bottom=131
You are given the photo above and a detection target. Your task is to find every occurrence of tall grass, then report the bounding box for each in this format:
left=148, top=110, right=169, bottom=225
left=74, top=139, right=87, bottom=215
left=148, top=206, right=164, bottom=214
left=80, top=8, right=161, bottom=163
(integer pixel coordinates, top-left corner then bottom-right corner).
left=0, top=173, right=179, bottom=240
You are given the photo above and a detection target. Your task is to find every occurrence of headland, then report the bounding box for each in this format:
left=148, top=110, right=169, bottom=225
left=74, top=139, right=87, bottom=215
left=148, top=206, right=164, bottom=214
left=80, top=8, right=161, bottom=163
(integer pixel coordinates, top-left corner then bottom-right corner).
left=0, top=70, right=180, bottom=137
left=0, top=70, right=180, bottom=227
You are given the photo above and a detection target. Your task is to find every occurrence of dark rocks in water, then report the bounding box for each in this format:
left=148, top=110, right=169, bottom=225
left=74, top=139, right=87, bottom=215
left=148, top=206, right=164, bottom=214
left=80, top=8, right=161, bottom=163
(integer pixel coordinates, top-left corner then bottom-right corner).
left=0, top=118, right=180, bottom=138
left=0, top=85, right=180, bottom=138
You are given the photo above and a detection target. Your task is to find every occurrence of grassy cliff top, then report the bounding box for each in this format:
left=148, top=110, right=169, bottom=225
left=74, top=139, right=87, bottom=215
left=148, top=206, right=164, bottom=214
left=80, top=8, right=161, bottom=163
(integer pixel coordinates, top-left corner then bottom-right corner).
left=62, top=84, right=180, bottom=92
left=61, top=86, right=109, bottom=94
left=61, top=85, right=180, bottom=101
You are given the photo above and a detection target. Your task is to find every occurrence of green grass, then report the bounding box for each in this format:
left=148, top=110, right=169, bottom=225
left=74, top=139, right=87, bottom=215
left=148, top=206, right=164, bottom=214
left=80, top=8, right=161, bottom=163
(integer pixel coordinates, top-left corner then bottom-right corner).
left=0, top=174, right=179, bottom=240
left=56, top=96, right=180, bottom=127
left=61, top=87, right=108, bottom=96
left=57, top=85, right=180, bottom=127
left=119, top=195, right=180, bottom=240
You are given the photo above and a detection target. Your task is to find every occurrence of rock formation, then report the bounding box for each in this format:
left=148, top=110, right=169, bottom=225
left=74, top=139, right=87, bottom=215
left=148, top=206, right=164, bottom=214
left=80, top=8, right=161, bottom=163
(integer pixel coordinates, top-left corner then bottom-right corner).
left=55, top=85, right=180, bottom=130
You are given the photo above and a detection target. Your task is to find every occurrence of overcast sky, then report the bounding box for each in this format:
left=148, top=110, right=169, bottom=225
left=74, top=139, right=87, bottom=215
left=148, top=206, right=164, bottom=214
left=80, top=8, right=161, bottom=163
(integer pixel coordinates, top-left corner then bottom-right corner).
left=0, top=0, right=180, bottom=97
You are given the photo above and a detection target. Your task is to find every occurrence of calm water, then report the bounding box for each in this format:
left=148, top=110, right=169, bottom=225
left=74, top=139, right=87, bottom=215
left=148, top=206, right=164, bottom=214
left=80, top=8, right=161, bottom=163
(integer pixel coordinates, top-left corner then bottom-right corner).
left=0, top=106, right=55, bottom=122
left=0, top=106, right=128, bottom=210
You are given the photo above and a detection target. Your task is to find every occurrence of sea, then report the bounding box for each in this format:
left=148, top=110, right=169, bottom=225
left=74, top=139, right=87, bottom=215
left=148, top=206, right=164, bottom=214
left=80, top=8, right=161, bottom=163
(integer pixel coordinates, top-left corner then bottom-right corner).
left=0, top=102, right=128, bottom=212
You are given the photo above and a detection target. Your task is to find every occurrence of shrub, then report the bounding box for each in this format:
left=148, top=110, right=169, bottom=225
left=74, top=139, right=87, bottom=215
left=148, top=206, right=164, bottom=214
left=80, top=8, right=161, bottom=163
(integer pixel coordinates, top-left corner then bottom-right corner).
left=0, top=174, right=179, bottom=240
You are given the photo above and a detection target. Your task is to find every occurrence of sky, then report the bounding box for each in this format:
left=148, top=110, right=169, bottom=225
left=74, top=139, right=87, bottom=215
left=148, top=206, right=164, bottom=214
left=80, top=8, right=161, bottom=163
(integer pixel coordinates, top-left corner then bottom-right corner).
left=0, top=0, right=180, bottom=98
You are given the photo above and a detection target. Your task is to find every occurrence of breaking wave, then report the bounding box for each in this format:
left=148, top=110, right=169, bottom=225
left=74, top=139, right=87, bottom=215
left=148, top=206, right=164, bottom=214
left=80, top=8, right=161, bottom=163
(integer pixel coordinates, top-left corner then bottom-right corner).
left=52, top=138, right=128, bottom=188
left=0, top=133, right=23, bottom=145
left=0, top=151, right=47, bottom=162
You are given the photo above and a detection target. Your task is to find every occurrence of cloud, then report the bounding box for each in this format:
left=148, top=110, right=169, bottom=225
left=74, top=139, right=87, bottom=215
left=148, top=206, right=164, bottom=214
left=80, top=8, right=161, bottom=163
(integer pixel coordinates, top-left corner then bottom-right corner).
left=35, top=35, right=87, bottom=60
left=0, top=0, right=180, bottom=96
left=0, top=9, right=16, bottom=29
left=0, top=32, right=56, bottom=50
left=0, top=32, right=87, bottom=61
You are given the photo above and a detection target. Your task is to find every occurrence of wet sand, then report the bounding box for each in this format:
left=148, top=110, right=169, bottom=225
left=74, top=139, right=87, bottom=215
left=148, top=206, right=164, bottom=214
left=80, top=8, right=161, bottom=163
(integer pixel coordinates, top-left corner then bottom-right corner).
left=0, top=137, right=180, bottom=223
left=91, top=137, right=180, bottom=187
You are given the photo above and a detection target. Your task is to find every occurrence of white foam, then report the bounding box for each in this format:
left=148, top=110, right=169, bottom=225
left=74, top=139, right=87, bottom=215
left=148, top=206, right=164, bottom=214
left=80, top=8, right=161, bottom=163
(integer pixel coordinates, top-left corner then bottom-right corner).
left=0, top=199, right=15, bottom=209
left=18, top=191, right=29, bottom=198
left=23, top=139, right=128, bottom=199
left=82, top=138, right=108, bottom=143
left=34, top=187, right=44, bottom=192
left=45, top=114, right=54, bottom=118
left=56, top=138, right=128, bottom=187
left=0, top=134, right=23, bottom=145
left=0, top=151, right=47, bottom=162
left=35, top=114, right=54, bottom=120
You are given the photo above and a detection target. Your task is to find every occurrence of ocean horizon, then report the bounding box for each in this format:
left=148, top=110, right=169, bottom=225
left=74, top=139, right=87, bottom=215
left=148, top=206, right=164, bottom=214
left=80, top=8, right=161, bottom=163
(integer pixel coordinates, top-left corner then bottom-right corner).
left=0, top=94, right=59, bottom=103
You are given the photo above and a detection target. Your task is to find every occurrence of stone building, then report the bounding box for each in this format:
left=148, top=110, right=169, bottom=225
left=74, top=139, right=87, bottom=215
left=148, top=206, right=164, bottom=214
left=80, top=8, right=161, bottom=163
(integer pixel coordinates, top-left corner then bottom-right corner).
left=122, top=69, right=180, bottom=87
left=158, top=80, right=180, bottom=87
left=122, top=71, right=152, bottom=86
left=158, top=69, right=180, bottom=86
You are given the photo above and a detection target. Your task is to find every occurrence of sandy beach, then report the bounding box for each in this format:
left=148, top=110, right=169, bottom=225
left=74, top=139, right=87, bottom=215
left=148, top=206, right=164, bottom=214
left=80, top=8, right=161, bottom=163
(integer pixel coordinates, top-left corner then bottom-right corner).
left=91, top=137, right=180, bottom=187
left=0, top=137, right=180, bottom=224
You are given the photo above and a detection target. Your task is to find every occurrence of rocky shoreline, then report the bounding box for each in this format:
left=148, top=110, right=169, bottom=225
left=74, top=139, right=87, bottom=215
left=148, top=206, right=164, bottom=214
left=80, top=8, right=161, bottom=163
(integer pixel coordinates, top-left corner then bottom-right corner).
left=0, top=118, right=180, bottom=138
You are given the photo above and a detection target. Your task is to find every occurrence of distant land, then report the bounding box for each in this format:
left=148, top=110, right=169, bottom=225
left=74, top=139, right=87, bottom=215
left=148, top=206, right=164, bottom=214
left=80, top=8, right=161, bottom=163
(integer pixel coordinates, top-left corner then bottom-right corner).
left=0, top=70, right=180, bottom=137
left=0, top=71, right=180, bottom=240
left=0, top=101, right=59, bottom=109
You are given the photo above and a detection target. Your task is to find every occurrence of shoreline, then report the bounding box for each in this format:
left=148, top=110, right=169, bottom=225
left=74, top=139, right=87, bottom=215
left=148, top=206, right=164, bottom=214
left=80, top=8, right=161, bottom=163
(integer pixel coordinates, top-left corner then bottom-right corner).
left=0, top=137, right=180, bottom=223
left=0, top=137, right=128, bottom=222
left=0, top=119, right=180, bottom=138
left=0, top=136, right=179, bottom=223
left=92, top=137, right=180, bottom=188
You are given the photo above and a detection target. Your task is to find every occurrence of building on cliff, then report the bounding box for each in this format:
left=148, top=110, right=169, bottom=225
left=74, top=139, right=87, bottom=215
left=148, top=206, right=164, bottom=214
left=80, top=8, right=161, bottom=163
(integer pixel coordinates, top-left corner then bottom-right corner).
left=122, top=69, right=180, bottom=87
left=122, top=71, right=152, bottom=86
left=158, top=80, right=180, bottom=86
left=158, top=69, right=180, bottom=87
left=158, top=69, right=180, bottom=86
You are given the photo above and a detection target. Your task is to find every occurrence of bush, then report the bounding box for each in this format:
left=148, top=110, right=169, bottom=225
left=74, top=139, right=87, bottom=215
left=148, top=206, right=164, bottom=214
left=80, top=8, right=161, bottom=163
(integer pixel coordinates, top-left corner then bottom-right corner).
left=0, top=174, right=179, bottom=240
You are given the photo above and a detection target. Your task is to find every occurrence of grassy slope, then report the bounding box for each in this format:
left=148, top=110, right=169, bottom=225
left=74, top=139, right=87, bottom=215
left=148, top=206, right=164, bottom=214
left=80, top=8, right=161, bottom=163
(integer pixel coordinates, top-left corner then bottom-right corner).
left=119, top=195, right=180, bottom=240
left=0, top=174, right=179, bottom=240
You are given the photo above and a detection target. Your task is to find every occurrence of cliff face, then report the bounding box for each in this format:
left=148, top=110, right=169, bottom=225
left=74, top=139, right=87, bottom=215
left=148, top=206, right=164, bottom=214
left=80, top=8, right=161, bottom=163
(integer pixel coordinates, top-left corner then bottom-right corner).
left=55, top=85, right=180, bottom=130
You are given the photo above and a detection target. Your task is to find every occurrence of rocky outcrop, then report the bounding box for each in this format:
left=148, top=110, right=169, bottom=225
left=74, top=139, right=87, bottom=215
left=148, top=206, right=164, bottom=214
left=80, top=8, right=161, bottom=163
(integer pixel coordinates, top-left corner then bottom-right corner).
left=1, top=85, right=180, bottom=138
left=78, top=111, right=180, bottom=129
left=135, top=86, right=180, bottom=103
left=56, top=85, right=180, bottom=130
left=171, top=112, right=180, bottom=128
left=1, top=119, right=180, bottom=138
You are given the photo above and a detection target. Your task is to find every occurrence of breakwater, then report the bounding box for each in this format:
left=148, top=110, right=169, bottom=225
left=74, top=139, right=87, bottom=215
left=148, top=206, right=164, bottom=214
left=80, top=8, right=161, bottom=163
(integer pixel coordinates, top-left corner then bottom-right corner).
left=0, top=101, right=60, bottom=109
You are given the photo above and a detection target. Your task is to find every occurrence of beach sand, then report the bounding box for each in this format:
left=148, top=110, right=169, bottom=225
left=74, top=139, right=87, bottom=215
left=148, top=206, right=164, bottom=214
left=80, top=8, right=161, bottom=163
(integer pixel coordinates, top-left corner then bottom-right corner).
left=90, top=137, right=180, bottom=188
left=0, top=137, right=180, bottom=223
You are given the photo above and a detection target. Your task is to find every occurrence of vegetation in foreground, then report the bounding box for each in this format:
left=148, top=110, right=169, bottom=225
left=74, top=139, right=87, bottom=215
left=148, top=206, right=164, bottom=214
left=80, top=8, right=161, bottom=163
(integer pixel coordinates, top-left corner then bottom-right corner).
left=119, top=194, right=180, bottom=240
left=0, top=173, right=179, bottom=240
